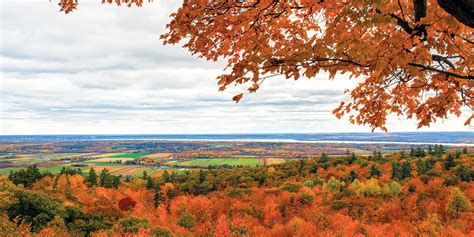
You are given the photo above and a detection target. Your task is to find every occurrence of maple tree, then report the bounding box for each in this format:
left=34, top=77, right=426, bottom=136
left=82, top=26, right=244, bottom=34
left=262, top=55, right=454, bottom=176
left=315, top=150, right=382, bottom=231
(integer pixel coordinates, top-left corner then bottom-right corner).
left=57, top=0, right=473, bottom=130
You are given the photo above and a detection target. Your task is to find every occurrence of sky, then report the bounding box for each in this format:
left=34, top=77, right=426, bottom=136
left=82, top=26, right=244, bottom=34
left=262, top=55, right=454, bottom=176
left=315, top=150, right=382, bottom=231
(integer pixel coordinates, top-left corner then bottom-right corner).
left=0, top=0, right=472, bottom=135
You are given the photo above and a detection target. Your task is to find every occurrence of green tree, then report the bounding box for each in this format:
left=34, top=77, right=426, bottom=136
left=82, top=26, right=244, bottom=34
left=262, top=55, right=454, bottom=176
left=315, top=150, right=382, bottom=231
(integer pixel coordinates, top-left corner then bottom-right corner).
left=99, top=169, right=114, bottom=188
left=177, top=214, right=195, bottom=230
left=198, top=169, right=206, bottom=184
left=391, top=162, right=402, bottom=180
left=153, top=187, right=163, bottom=209
left=455, top=165, right=473, bottom=182
left=7, top=190, right=63, bottom=232
left=86, top=167, right=98, bottom=186
left=382, top=181, right=401, bottom=197
left=146, top=176, right=155, bottom=190
left=415, top=147, right=426, bottom=158
left=8, top=165, right=43, bottom=188
left=348, top=170, right=357, bottom=182
left=322, top=177, right=344, bottom=193
left=445, top=188, right=471, bottom=217
left=114, top=217, right=149, bottom=233
left=348, top=153, right=357, bottom=165
left=298, top=159, right=305, bottom=176
left=444, top=154, right=456, bottom=171
left=162, top=170, right=171, bottom=183
left=369, top=164, right=381, bottom=178
left=320, top=152, right=329, bottom=163
left=401, top=162, right=412, bottom=179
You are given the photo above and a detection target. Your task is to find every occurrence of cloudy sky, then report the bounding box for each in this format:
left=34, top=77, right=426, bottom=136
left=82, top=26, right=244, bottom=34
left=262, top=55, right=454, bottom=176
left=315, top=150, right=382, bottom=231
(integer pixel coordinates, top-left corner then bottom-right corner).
left=0, top=0, right=471, bottom=135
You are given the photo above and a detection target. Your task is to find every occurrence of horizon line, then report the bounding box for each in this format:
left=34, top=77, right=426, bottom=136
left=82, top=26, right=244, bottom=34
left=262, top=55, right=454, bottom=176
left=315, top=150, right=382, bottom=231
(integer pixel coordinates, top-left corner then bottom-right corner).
left=1, top=131, right=473, bottom=136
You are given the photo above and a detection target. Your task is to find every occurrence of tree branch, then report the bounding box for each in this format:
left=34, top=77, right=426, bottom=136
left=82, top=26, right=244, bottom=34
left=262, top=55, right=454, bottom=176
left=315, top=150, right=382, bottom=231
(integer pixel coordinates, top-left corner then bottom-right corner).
left=408, top=62, right=473, bottom=80
left=437, top=0, right=474, bottom=28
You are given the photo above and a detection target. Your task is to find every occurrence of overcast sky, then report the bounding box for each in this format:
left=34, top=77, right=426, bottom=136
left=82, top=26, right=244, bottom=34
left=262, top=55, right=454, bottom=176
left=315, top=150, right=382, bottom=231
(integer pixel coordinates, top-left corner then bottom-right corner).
left=0, top=0, right=471, bottom=135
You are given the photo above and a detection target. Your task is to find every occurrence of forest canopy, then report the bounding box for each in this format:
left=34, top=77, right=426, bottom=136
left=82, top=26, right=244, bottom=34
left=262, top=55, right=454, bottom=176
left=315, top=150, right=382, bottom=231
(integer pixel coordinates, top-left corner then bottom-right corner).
left=56, top=0, right=474, bottom=131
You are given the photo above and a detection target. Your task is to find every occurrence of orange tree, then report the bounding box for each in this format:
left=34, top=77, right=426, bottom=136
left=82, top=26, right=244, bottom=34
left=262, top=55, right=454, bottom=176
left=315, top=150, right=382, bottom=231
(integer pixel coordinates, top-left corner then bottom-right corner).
left=58, top=0, right=473, bottom=131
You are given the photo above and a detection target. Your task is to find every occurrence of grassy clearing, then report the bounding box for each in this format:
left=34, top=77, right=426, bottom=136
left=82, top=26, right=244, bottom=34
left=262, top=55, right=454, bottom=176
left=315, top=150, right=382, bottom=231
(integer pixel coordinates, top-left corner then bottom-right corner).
left=39, top=165, right=74, bottom=173
left=174, top=158, right=260, bottom=167
left=0, top=168, right=22, bottom=175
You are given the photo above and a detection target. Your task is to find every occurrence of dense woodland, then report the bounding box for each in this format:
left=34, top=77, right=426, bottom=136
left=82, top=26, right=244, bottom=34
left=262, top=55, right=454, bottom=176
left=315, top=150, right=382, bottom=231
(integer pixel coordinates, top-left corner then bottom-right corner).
left=1, top=146, right=473, bottom=236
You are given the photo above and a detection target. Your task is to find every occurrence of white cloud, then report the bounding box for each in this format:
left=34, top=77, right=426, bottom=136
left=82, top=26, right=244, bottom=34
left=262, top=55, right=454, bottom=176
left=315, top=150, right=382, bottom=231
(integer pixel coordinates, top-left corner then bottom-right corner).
left=0, top=1, right=471, bottom=134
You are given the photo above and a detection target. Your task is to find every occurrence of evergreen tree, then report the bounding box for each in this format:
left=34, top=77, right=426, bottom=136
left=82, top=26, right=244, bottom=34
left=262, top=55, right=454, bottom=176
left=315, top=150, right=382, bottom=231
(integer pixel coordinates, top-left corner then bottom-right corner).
left=146, top=176, right=155, bottom=190
left=349, top=170, right=357, bottom=182
left=99, top=168, right=114, bottom=188
left=416, top=159, right=426, bottom=175
left=462, top=147, right=468, bottom=154
left=8, top=165, right=43, bottom=188
left=391, top=162, right=402, bottom=180
left=348, top=153, right=357, bottom=165
left=401, top=162, right=412, bottom=179
left=298, top=159, right=305, bottom=176
left=455, top=165, right=472, bottom=182
left=444, top=154, right=456, bottom=171
left=372, top=150, right=378, bottom=160
left=369, top=164, right=381, bottom=178
left=170, top=171, right=177, bottom=182
left=153, top=187, right=163, bottom=208
left=142, top=171, right=148, bottom=180
left=86, top=167, right=98, bottom=186
left=162, top=170, right=171, bottom=183
left=199, top=169, right=206, bottom=183
left=415, top=147, right=425, bottom=158
left=433, top=144, right=446, bottom=156
left=320, top=152, right=329, bottom=163
left=112, top=176, right=120, bottom=188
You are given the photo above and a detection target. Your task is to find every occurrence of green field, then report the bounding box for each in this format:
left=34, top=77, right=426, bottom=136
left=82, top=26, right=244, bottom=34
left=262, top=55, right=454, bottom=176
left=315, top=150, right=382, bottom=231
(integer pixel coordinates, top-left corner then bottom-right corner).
left=0, top=167, right=22, bottom=175
left=106, top=152, right=151, bottom=158
left=174, top=158, right=260, bottom=167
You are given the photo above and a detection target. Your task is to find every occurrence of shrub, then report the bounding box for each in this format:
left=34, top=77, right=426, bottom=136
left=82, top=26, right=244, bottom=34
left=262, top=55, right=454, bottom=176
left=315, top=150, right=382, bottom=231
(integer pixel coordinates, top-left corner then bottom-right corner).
left=282, top=183, right=301, bottom=193
left=114, top=217, right=149, bottom=233
left=177, top=214, right=195, bottom=230
left=298, top=193, right=314, bottom=205
left=153, top=227, right=173, bottom=237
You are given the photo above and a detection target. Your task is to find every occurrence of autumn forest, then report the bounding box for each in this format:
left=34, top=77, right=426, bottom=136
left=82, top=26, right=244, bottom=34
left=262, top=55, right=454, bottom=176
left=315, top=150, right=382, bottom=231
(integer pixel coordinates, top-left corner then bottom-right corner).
left=0, top=141, right=473, bottom=236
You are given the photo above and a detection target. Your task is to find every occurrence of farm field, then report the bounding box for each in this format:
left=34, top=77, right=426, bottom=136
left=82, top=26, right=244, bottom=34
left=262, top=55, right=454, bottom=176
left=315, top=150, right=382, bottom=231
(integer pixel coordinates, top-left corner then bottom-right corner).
left=85, top=157, right=135, bottom=163
left=107, top=152, right=151, bottom=158
left=261, top=158, right=287, bottom=165
left=143, top=153, right=173, bottom=160
left=173, top=158, right=261, bottom=167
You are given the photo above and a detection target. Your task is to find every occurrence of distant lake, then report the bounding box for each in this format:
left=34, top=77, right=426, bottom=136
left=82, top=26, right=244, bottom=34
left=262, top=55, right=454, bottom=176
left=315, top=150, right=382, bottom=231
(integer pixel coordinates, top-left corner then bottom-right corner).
left=1, top=132, right=473, bottom=146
